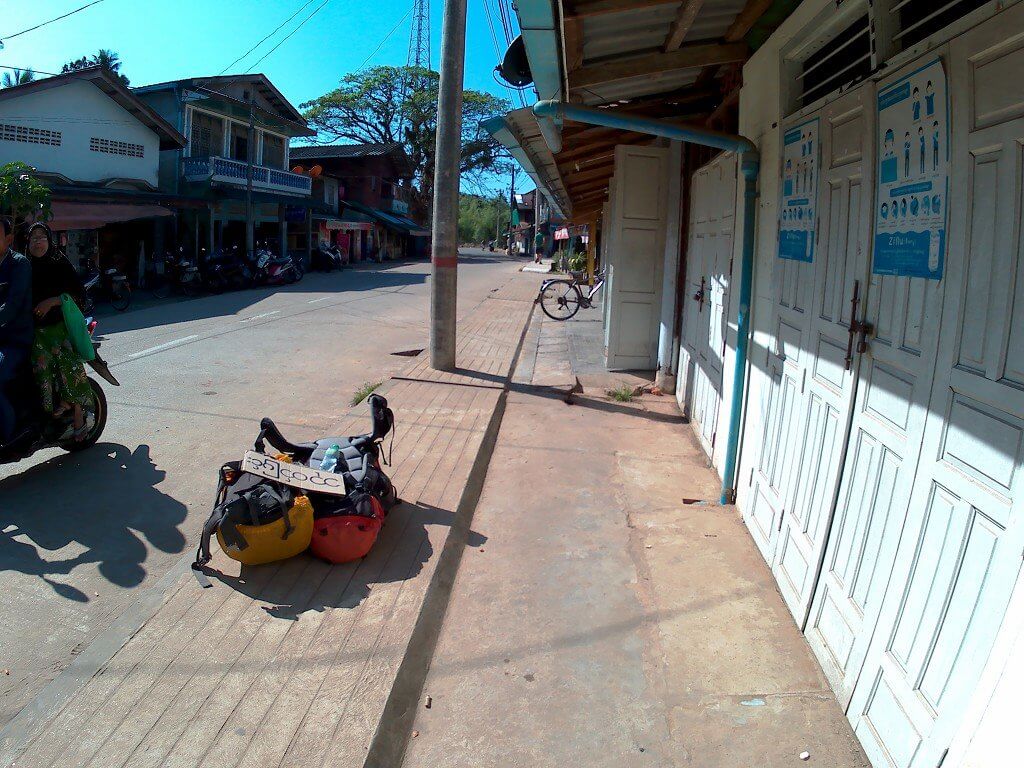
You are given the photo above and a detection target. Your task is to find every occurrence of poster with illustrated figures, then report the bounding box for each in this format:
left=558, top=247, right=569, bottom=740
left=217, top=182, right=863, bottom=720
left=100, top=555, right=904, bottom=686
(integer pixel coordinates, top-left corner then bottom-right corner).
left=778, top=117, right=818, bottom=262
left=874, top=58, right=948, bottom=279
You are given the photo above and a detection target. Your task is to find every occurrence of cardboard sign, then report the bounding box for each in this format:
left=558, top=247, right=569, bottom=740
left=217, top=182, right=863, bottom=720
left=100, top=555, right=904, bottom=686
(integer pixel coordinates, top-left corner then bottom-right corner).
left=241, top=451, right=347, bottom=496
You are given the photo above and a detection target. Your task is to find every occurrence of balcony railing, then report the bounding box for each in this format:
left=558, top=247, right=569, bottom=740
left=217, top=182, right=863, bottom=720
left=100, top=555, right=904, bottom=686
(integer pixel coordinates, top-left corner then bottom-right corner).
left=183, top=156, right=312, bottom=196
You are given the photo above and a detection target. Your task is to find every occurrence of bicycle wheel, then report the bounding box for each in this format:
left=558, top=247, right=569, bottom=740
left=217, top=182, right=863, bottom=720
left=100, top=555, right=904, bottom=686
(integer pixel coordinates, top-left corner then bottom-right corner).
left=540, top=280, right=582, bottom=320
left=111, top=283, right=132, bottom=312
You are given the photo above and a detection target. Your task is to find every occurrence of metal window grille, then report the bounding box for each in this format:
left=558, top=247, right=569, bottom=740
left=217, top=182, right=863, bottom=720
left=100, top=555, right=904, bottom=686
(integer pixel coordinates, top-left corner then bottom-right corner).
left=89, top=137, right=144, bottom=158
left=892, top=0, right=991, bottom=49
left=0, top=123, right=62, bottom=146
left=798, top=14, right=872, bottom=107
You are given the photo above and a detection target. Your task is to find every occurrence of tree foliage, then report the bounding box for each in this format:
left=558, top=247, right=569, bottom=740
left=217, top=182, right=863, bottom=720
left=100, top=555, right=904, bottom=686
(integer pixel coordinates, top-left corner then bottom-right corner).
left=302, top=66, right=511, bottom=218
left=1, top=68, right=35, bottom=88
left=458, top=193, right=510, bottom=245
left=0, top=162, right=52, bottom=228
left=62, top=49, right=129, bottom=86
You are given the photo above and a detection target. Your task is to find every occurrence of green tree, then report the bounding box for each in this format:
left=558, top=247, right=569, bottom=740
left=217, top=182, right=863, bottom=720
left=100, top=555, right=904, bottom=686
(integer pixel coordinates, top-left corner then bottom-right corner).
left=1, top=68, right=35, bottom=88
left=0, top=162, right=52, bottom=230
left=302, top=66, right=511, bottom=219
left=458, top=193, right=510, bottom=245
left=61, top=48, right=129, bottom=86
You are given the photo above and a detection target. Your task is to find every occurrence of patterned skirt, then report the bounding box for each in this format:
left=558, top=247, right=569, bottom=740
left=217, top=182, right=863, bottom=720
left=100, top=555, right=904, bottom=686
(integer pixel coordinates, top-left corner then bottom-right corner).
left=32, top=323, right=92, bottom=415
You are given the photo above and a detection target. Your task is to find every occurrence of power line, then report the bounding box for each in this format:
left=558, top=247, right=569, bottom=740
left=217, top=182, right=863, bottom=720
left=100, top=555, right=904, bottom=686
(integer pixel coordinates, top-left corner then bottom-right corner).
left=1, top=0, right=106, bottom=42
left=244, top=0, right=334, bottom=73
left=217, top=0, right=319, bottom=75
left=355, top=5, right=414, bottom=72
left=481, top=0, right=526, bottom=108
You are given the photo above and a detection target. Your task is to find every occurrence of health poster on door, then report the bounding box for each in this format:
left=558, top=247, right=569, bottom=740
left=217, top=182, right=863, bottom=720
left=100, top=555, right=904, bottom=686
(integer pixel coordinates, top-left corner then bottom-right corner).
left=778, top=117, right=819, bottom=262
left=873, top=58, right=948, bottom=279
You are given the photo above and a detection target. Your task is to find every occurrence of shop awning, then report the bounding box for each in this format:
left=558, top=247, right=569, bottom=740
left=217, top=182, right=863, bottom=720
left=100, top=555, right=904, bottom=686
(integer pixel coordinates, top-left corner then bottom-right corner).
left=344, top=201, right=430, bottom=237
left=48, top=201, right=175, bottom=231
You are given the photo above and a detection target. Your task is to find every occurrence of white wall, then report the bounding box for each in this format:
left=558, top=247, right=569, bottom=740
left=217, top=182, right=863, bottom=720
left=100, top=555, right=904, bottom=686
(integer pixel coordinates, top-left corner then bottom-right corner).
left=0, top=80, right=161, bottom=187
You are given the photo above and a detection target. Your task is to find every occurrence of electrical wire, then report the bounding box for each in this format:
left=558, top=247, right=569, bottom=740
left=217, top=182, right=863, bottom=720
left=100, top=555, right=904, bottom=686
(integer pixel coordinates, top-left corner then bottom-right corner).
left=1, top=0, right=106, bottom=41
left=243, top=0, right=334, bottom=74
left=355, top=5, right=414, bottom=72
left=217, top=0, right=319, bottom=75
left=481, top=0, right=527, bottom=108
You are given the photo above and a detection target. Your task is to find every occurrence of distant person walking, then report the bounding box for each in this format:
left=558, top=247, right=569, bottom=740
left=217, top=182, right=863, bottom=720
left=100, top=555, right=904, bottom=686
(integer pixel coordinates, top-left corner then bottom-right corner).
left=534, top=230, right=544, bottom=264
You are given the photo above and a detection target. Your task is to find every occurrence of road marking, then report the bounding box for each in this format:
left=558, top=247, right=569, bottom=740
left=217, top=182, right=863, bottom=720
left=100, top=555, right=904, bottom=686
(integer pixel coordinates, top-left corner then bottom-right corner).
left=128, top=335, right=199, bottom=358
left=307, top=297, right=331, bottom=304
left=241, top=310, right=280, bottom=322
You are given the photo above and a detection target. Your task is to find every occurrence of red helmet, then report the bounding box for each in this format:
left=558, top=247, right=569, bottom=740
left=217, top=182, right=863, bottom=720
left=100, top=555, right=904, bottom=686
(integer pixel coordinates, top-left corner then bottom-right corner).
left=310, top=496, right=385, bottom=563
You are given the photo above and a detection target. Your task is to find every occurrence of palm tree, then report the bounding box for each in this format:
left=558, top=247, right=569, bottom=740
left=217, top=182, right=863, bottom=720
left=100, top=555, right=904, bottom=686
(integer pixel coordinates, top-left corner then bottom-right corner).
left=61, top=49, right=130, bottom=86
left=1, top=68, right=36, bottom=88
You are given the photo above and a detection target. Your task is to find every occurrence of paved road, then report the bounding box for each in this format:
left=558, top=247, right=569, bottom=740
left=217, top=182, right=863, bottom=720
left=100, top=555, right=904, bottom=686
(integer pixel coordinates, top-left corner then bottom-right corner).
left=0, top=250, right=525, bottom=727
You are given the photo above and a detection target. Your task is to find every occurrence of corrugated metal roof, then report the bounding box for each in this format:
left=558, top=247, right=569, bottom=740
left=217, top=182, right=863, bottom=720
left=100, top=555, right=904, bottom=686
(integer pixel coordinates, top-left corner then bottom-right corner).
left=289, top=143, right=402, bottom=159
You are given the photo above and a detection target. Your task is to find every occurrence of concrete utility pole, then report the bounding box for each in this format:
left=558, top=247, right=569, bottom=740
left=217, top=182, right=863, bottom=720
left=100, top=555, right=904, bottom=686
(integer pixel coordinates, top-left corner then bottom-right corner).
left=429, top=0, right=467, bottom=371
left=508, top=165, right=516, bottom=253
left=245, top=99, right=255, bottom=255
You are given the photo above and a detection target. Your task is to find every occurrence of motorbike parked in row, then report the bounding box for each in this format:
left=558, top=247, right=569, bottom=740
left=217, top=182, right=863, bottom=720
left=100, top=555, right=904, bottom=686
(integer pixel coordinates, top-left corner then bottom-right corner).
left=0, top=318, right=119, bottom=464
left=201, top=245, right=254, bottom=293
left=80, top=260, right=132, bottom=313
left=310, top=242, right=344, bottom=272
left=151, top=247, right=202, bottom=299
left=252, top=242, right=303, bottom=286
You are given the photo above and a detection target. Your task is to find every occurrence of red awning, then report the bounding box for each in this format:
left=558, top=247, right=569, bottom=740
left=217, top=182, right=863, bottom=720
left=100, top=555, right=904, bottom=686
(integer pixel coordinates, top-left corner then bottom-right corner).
left=48, top=201, right=175, bottom=231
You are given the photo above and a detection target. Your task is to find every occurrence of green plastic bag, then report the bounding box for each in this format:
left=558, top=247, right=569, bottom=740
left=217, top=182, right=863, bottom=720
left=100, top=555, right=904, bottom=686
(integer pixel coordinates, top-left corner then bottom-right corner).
left=61, top=293, right=96, bottom=362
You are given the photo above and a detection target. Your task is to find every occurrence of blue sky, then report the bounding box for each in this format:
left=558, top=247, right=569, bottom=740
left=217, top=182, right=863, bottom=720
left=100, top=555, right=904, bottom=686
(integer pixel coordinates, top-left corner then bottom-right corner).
left=1, top=0, right=527, bottom=191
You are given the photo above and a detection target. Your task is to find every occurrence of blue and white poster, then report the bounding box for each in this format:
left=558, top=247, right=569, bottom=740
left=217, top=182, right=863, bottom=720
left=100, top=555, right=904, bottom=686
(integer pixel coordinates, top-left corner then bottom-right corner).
left=873, top=58, right=949, bottom=279
left=778, top=117, right=819, bottom=262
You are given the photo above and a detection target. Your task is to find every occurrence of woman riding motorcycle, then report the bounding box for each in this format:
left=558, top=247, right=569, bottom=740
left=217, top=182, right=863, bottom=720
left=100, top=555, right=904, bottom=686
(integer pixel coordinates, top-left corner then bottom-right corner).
left=26, top=223, right=91, bottom=441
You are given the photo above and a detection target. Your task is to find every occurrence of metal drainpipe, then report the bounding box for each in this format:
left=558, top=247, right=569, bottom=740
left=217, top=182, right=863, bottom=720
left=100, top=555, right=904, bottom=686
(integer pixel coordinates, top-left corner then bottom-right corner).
left=532, top=100, right=760, bottom=505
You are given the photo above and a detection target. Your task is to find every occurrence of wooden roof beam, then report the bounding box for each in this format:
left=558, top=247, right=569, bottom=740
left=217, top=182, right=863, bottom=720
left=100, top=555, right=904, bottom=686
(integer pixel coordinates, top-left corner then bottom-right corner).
left=566, top=0, right=677, bottom=20
left=570, top=41, right=748, bottom=89
left=663, top=0, right=706, bottom=52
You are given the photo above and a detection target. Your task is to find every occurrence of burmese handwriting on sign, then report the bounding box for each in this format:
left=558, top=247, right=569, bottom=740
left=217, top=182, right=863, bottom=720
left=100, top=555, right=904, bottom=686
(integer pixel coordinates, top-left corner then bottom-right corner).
left=241, top=451, right=348, bottom=496
left=778, top=117, right=819, bottom=263
left=873, top=57, right=949, bottom=279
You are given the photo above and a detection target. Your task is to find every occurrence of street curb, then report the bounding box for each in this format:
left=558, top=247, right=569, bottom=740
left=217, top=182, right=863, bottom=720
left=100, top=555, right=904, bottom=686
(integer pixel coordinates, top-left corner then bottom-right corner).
left=362, top=285, right=536, bottom=768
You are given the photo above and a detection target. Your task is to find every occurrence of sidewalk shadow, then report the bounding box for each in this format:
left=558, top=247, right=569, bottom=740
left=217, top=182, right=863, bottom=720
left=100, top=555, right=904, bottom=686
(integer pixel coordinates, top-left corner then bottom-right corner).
left=0, top=443, right=188, bottom=600
left=204, top=501, right=486, bottom=619
left=510, top=382, right=687, bottom=424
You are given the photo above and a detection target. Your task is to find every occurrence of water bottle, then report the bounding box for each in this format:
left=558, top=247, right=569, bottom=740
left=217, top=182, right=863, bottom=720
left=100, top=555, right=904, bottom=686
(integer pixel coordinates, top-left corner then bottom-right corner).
left=320, top=444, right=341, bottom=472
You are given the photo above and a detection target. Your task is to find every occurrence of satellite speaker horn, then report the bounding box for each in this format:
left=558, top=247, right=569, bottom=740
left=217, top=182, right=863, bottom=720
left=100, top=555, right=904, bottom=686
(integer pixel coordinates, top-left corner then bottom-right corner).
left=499, top=35, right=532, bottom=88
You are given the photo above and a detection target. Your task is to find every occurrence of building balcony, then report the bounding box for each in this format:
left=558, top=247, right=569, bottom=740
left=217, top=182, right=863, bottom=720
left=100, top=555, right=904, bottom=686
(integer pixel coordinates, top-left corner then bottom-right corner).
left=182, top=156, right=311, bottom=196
left=381, top=196, right=409, bottom=215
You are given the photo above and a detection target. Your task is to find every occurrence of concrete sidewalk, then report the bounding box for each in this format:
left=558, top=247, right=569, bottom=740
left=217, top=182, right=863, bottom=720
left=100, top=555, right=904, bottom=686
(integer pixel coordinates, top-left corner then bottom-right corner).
left=401, top=313, right=868, bottom=767
left=0, top=274, right=541, bottom=768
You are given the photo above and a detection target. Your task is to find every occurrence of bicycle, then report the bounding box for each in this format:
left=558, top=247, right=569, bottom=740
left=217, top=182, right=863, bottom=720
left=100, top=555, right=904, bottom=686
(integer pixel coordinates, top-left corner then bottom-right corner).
left=539, top=269, right=606, bottom=320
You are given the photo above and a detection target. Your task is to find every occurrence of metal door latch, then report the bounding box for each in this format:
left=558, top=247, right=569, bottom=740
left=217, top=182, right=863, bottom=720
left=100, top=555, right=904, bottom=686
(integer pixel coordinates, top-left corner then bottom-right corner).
left=844, top=280, right=874, bottom=370
left=693, top=276, right=706, bottom=309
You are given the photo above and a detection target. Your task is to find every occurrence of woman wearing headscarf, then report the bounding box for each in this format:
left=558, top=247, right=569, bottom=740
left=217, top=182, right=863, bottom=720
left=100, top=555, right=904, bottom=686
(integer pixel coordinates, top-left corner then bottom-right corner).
left=26, top=223, right=91, bottom=441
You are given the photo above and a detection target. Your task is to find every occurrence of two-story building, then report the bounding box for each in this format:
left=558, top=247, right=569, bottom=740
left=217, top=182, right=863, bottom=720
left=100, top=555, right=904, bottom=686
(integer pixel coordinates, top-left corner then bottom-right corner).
left=133, top=73, right=318, bottom=261
left=287, top=143, right=429, bottom=261
left=0, top=66, right=191, bottom=278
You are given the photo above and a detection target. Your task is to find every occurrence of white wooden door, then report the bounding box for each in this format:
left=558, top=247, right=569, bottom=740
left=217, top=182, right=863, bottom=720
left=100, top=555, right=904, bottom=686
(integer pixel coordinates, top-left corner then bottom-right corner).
left=605, top=145, right=669, bottom=370
left=846, top=15, right=1024, bottom=767
left=771, top=89, right=875, bottom=623
left=804, top=58, right=949, bottom=707
left=677, top=153, right=737, bottom=458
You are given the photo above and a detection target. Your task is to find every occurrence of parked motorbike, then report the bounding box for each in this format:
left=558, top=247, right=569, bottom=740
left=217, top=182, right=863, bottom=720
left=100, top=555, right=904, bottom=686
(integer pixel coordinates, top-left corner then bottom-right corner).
left=201, top=245, right=253, bottom=293
left=311, top=243, right=343, bottom=272
left=0, top=320, right=120, bottom=464
left=252, top=242, right=303, bottom=285
left=81, top=262, right=132, bottom=312
left=151, top=247, right=202, bottom=299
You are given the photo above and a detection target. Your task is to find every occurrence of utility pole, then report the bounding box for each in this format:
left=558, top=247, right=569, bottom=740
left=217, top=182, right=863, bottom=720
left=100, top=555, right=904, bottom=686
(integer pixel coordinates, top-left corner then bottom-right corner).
left=429, top=0, right=467, bottom=370
left=508, top=165, right=516, bottom=254
left=245, top=99, right=255, bottom=256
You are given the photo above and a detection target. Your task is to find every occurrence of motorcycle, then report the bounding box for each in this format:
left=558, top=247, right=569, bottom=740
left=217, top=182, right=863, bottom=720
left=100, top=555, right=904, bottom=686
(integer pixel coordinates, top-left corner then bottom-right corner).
left=81, top=261, right=132, bottom=313
left=201, top=245, right=253, bottom=293
left=0, top=320, right=120, bottom=464
left=252, top=243, right=303, bottom=285
left=151, top=247, right=202, bottom=299
left=311, top=243, right=343, bottom=272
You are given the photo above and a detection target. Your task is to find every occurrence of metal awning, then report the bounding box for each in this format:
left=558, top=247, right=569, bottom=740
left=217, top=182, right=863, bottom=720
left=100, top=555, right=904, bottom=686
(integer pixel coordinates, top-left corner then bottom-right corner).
left=482, top=110, right=571, bottom=217
left=48, top=201, right=174, bottom=231
left=344, top=201, right=430, bottom=237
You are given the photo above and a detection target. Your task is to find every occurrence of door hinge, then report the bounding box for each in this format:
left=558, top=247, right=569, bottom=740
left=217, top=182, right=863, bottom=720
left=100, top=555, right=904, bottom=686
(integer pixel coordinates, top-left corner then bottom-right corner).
left=711, top=430, right=717, bottom=447
left=777, top=510, right=785, bottom=531
left=749, top=467, right=754, bottom=487
left=936, top=748, right=949, bottom=768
